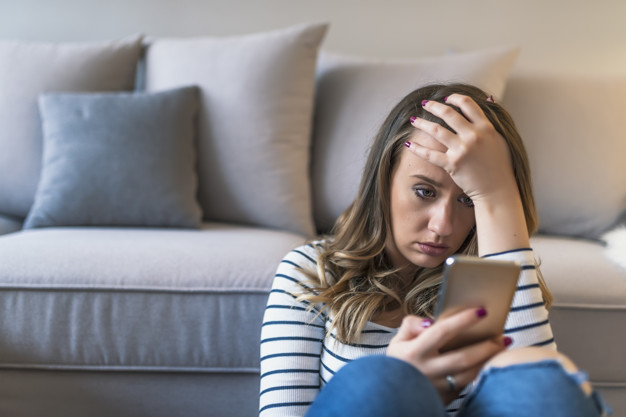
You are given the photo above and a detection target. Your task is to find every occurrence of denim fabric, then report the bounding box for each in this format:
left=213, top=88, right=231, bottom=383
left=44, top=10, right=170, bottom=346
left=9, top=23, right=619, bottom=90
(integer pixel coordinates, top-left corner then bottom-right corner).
left=461, top=360, right=612, bottom=417
left=305, top=356, right=611, bottom=417
left=305, top=356, right=446, bottom=417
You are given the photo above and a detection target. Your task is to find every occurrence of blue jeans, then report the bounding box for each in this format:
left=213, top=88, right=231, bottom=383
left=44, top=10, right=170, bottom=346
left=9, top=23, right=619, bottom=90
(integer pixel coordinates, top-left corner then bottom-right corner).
left=305, top=356, right=611, bottom=417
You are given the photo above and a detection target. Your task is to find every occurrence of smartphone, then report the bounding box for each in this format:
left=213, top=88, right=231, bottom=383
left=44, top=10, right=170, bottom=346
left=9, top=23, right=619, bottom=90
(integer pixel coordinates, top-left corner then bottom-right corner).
left=434, top=255, right=521, bottom=352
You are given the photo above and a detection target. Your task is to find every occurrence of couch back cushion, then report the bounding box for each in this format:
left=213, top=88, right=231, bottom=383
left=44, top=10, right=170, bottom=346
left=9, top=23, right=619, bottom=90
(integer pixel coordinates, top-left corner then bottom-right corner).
left=0, top=36, right=143, bottom=218
left=144, top=23, right=327, bottom=236
left=503, top=74, right=626, bottom=238
left=0, top=215, right=21, bottom=236
left=311, top=47, right=520, bottom=233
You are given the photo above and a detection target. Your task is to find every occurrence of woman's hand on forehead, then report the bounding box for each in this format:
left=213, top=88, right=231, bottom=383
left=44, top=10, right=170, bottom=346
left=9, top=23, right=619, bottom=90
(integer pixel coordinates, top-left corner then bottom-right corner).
left=405, top=94, right=516, bottom=205
left=408, top=129, right=448, bottom=153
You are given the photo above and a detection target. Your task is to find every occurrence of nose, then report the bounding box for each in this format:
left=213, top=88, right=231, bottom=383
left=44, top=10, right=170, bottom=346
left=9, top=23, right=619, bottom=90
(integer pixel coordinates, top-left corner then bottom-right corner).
left=428, top=201, right=455, bottom=237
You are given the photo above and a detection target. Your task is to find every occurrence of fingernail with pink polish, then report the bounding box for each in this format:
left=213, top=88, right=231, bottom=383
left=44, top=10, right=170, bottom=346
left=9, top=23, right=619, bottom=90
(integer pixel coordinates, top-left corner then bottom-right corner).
left=421, top=100, right=429, bottom=107
left=503, top=336, right=513, bottom=347
left=421, top=318, right=433, bottom=328
left=476, top=307, right=487, bottom=318
left=405, top=141, right=411, bottom=148
left=410, top=116, right=416, bottom=124
left=444, top=96, right=449, bottom=102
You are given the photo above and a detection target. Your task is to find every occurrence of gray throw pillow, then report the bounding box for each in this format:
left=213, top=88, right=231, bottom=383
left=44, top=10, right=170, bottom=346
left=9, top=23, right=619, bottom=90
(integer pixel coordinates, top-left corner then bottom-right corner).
left=23, top=87, right=202, bottom=229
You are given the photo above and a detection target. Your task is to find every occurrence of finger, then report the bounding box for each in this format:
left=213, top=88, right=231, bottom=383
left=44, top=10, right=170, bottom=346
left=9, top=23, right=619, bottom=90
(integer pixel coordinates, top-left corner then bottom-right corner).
left=421, top=98, right=477, bottom=136
left=439, top=94, right=490, bottom=127
left=416, top=307, right=487, bottom=353
left=434, top=363, right=484, bottom=404
left=430, top=338, right=507, bottom=403
left=405, top=141, right=449, bottom=169
left=428, top=337, right=506, bottom=378
left=407, top=123, right=449, bottom=152
left=410, top=116, right=457, bottom=149
left=394, top=315, right=433, bottom=342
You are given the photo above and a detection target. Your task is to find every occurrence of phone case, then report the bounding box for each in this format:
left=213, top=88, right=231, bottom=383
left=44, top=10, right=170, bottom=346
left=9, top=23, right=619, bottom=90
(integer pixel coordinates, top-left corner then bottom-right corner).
left=435, top=255, right=521, bottom=352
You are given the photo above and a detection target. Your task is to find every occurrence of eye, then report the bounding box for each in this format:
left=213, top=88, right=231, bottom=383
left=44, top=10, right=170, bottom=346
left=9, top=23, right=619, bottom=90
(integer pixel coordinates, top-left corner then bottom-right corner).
left=459, top=195, right=474, bottom=208
left=414, top=187, right=435, bottom=199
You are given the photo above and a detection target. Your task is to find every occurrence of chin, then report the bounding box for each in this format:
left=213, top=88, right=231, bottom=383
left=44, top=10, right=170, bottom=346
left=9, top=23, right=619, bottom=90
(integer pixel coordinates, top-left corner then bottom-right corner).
left=408, top=253, right=448, bottom=269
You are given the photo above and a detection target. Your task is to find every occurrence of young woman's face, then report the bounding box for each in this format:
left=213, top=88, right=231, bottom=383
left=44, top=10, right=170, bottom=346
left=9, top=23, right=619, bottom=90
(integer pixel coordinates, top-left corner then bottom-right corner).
left=385, top=129, right=476, bottom=271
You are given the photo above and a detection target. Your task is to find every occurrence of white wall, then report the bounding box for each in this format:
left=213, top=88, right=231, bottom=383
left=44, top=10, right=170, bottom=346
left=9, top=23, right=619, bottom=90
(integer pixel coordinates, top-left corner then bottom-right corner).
left=1, top=0, right=625, bottom=74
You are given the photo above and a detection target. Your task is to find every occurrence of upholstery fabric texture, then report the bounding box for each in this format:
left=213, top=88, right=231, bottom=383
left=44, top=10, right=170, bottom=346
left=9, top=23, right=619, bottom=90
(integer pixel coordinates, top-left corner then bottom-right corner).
left=503, top=74, right=626, bottom=238
left=0, top=224, right=306, bottom=371
left=24, top=87, right=202, bottom=229
left=144, top=23, right=328, bottom=236
left=311, top=47, right=520, bottom=232
left=530, top=235, right=626, bottom=385
left=0, top=215, right=22, bottom=236
left=601, top=226, right=626, bottom=271
left=0, top=371, right=260, bottom=417
left=0, top=36, right=143, bottom=218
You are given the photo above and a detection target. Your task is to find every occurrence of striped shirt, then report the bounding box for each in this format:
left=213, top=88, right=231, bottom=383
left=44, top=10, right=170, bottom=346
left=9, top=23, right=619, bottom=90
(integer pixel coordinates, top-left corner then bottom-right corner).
left=259, top=242, right=556, bottom=416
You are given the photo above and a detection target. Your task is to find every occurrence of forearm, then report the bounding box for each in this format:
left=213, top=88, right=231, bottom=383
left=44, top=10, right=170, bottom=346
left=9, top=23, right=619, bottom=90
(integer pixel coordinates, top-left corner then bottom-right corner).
left=473, top=182, right=530, bottom=257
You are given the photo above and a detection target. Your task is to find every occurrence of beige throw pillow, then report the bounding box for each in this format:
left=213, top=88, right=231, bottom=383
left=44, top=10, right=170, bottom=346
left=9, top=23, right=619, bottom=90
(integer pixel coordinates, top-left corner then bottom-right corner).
left=144, top=23, right=328, bottom=236
left=503, top=74, right=626, bottom=239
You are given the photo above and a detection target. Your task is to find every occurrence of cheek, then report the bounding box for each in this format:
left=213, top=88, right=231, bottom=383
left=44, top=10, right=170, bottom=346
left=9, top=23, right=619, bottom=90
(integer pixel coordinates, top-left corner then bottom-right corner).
left=391, top=190, right=421, bottom=225
left=391, top=202, right=431, bottom=246
left=455, top=211, right=476, bottom=241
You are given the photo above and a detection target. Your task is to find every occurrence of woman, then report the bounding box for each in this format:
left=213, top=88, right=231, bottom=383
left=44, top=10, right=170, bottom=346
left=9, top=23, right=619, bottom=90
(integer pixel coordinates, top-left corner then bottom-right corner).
left=259, top=84, right=610, bottom=416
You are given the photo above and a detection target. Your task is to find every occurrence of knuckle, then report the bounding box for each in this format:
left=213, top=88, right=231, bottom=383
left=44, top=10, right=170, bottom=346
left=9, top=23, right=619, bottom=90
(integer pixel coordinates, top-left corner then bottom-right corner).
left=427, top=324, right=447, bottom=341
left=458, top=355, right=474, bottom=370
left=425, top=123, right=442, bottom=137
left=447, top=160, right=459, bottom=176
left=464, top=131, right=479, bottom=144
left=476, top=120, right=495, bottom=132
left=419, top=147, right=432, bottom=160
left=401, top=315, right=419, bottom=328
left=456, top=95, right=472, bottom=106
left=439, top=106, right=456, bottom=118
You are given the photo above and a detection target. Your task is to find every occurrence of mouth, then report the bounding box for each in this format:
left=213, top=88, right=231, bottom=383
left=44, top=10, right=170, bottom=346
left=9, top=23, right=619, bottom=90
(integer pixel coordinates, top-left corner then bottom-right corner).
left=417, top=242, right=450, bottom=257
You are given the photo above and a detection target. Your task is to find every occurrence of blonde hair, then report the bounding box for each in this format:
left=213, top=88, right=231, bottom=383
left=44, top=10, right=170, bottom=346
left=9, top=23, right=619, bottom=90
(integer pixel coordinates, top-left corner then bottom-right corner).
left=301, top=83, right=552, bottom=344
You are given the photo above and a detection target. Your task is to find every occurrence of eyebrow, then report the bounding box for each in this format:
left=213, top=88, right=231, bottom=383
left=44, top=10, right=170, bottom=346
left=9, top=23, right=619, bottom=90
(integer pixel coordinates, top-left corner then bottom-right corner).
left=411, top=174, right=443, bottom=187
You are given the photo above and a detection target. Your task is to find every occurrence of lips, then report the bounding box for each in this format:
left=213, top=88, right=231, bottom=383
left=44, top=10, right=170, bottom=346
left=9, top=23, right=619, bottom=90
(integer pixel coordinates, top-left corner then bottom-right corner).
left=417, top=242, right=450, bottom=257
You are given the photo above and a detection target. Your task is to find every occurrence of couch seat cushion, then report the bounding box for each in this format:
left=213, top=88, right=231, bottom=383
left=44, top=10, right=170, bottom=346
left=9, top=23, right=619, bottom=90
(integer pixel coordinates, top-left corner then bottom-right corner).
left=0, top=224, right=305, bottom=372
left=531, top=235, right=626, bottom=385
left=0, top=215, right=21, bottom=236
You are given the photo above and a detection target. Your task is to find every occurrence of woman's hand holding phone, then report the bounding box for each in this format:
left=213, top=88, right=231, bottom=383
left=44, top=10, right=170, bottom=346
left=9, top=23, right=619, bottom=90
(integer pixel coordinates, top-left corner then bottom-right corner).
left=386, top=308, right=510, bottom=405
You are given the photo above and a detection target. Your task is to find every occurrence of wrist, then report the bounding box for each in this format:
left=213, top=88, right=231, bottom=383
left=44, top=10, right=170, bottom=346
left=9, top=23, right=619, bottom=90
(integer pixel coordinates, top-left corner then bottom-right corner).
left=472, top=187, right=530, bottom=256
left=470, top=175, right=520, bottom=207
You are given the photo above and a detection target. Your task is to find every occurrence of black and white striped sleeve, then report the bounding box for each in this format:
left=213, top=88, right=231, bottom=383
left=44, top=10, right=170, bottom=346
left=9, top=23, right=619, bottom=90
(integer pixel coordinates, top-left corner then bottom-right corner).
left=259, top=244, right=327, bottom=417
left=483, top=248, right=556, bottom=350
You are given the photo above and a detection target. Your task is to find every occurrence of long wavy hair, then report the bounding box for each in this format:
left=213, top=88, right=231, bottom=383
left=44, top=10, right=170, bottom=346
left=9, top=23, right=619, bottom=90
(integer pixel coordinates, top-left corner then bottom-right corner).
left=301, top=83, right=552, bottom=344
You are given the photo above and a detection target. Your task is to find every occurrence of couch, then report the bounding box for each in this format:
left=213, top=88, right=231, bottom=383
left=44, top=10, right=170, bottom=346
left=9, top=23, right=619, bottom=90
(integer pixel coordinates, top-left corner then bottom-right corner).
left=0, top=23, right=624, bottom=417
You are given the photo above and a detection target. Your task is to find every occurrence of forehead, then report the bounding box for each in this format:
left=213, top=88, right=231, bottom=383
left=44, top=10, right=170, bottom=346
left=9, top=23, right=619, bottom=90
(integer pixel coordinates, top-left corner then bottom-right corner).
left=394, top=130, right=456, bottom=187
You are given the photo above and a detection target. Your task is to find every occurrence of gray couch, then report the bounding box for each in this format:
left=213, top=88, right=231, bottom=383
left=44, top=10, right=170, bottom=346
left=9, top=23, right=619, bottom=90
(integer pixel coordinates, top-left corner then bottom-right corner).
left=0, top=24, right=624, bottom=416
